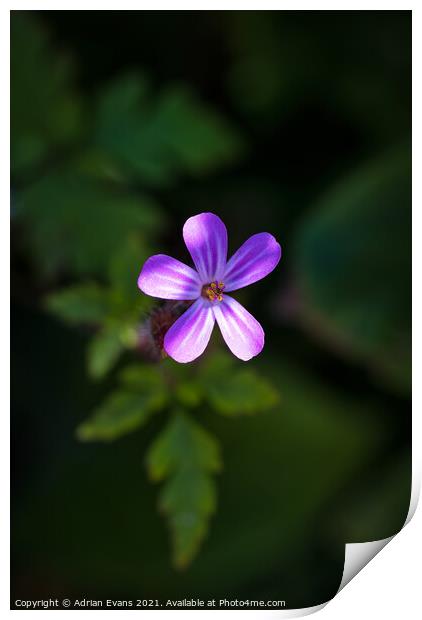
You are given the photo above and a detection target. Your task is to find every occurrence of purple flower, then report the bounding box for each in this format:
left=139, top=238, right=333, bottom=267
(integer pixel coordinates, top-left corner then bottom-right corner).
left=138, top=213, right=281, bottom=363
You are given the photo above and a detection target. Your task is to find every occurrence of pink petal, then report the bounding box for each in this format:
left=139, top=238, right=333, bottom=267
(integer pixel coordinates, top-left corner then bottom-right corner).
left=212, top=295, right=264, bottom=361
left=138, top=254, right=201, bottom=300
left=183, top=212, right=228, bottom=283
left=164, top=298, right=215, bottom=363
left=223, top=233, right=281, bottom=292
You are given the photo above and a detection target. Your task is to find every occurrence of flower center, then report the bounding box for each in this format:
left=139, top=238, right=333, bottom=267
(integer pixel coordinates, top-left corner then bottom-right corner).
left=202, top=281, right=225, bottom=302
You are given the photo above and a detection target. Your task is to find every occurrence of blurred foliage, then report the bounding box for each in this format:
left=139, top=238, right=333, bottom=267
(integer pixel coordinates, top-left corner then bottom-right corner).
left=226, top=11, right=410, bottom=145
left=12, top=13, right=243, bottom=280
left=95, top=74, right=245, bottom=185
left=147, top=411, right=221, bottom=568
left=77, top=366, right=168, bottom=441
left=11, top=12, right=280, bottom=568
left=329, top=451, right=411, bottom=544
left=45, top=235, right=153, bottom=378
left=46, top=283, right=112, bottom=325
left=294, top=146, right=411, bottom=394
left=11, top=13, right=83, bottom=176
left=200, top=352, right=279, bottom=415
left=11, top=9, right=411, bottom=606
left=69, top=348, right=279, bottom=565
left=14, top=162, right=164, bottom=279
left=12, top=310, right=407, bottom=605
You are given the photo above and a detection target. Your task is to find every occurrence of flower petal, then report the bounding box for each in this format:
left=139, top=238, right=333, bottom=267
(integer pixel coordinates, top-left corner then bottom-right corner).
left=223, top=233, right=281, bottom=292
left=183, top=212, right=228, bottom=283
left=164, top=298, right=215, bottom=363
left=138, top=254, right=201, bottom=300
left=212, top=295, right=264, bottom=361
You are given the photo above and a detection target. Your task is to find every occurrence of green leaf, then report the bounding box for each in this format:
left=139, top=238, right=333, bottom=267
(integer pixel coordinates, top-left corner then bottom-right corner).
left=160, top=469, right=217, bottom=569
left=95, top=75, right=245, bottom=185
left=146, top=411, right=221, bottom=568
left=15, top=168, right=164, bottom=277
left=150, top=87, right=245, bottom=175
left=147, top=411, right=221, bottom=481
left=20, top=348, right=402, bottom=595
left=11, top=13, right=83, bottom=176
left=294, top=146, right=411, bottom=394
left=87, top=325, right=126, bottom=380
left=77, top=387, right=166, bottom=442
left=78, top=364, right=168, bottom=441
left=45, top=284, right=111, bottom=325
left=119, top=364, right=168, bottom=394
left=201, top=358, right=280, bottom=416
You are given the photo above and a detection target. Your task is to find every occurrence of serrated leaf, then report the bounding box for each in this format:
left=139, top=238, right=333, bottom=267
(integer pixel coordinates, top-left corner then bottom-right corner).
left=45, top=284, right=112, bottom=325
left=160, top=468, right=217, bottom=569
left=95, top=75, right=245, bottom=185
left=78, top=364, right=168, bottom=441
left=77, top=387, right=166, bottom=442
left=146, top=411, right=221, bottom=568
left=160, top=467, right=217, bottom=517
left=87, top=325, right=125, bottom=380
left=11, top=13, right=83, bottom=176
left=203, top=368, right=279, bottom=416
left=198, top=352, right=279, bottom=416
left=294, top=147, right=411, bottom=393
left=147, top=412, right=221, bottom=481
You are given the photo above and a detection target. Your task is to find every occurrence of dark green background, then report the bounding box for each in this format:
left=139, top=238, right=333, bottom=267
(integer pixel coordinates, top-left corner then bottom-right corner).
left=11, top=10, right=411, bottom=609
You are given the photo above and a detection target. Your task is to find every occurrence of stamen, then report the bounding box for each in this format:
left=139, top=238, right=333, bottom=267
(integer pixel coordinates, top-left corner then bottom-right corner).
left=202, top=280, right=225, bottom=302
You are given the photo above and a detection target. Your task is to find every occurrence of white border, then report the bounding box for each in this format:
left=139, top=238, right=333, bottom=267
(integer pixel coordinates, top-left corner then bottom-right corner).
left=5, top=2, right=420, bottom=617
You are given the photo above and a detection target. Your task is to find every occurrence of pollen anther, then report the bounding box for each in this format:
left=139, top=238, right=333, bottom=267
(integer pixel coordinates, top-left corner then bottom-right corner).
left=203, top=280, right=225, bottom=302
